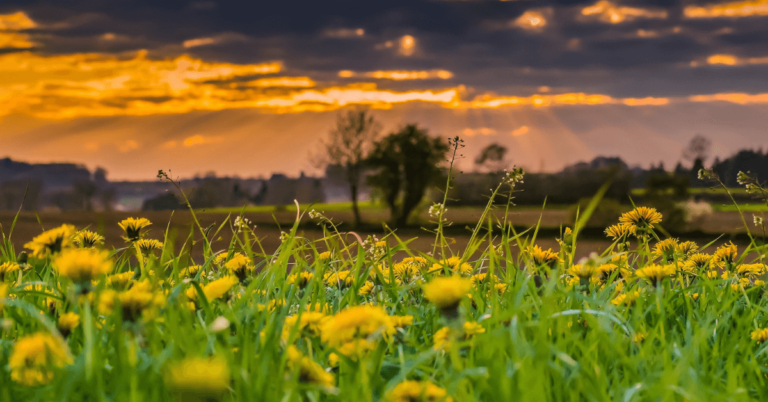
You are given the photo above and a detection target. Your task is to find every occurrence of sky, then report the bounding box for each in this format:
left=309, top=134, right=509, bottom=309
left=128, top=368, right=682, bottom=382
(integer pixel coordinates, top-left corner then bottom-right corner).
left=1, top=0, right=768, bottom=180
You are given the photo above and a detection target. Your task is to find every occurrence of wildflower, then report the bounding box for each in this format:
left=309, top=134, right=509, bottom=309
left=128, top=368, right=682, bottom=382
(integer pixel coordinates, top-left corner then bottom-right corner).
left=106, top=272, right=134, bottom=288
left=633, top=333, right=645, bottom=344
left=165, top=357, right=230, bottom=401
left=712, top=242, right=738, bottom=269
left=187, top=276, right=238, bottom=303
left=24, top=224, right=76, bottom=259
left=751, top=328, right=768, bottom=344
left=118, top=218, right=152, bottom=242
left=428, top=203, right=446, bottom=218
left=0, top=261, right=20, bottom=281
left=678, top=241, right=699, bottom=255
left=53, top=248, right=112, bottom=283
left=100, top=286, right=165, bottom=322
left=390, top=315, right=414, bottom=328
left=224, top=254, right=253, bottom=282
left=432, top=327, right=452, bottom=351
left=611, top=290, right=641, bottom=306
left=318, top=251, right=333, bottom=261
left=180, top=265, right=203, bottom=278
left=653, top=239, right=679, bottom=259
left=286, top=346, right=335, bottom=389
left=471, top=273, right=488, bottom=284
left=324, top=270, right=354, bottom=288
left=233, top=216, right=254, bottom=232
left=619, top=207, right=663, bottom=231
left=605, top=223, right=636, bottom=239
left=527, top=245, right=560, bottom=268
left=320, top=305, right=396, bottom=349
left=503, top=166, right=525, bottom=187
left=386, top=380, right=452, bottom=402
left=74, top=230, right=104, bottom=248
left=282, top=311, right=329, bottom=341
left=9, top=333, right=71, bottom=386
left=287, top=272, right=314, bottom=288
left=423, top=276, right=472, bottom=313
left=358, top=280, right=375, bottom=295
left=136, top=239, right=163, bottom=255
left=257, top=299, right=286, bottom=313
left=401, top=256, right=429, bottom=271
left=567, top=264, right=600, bottom=282
left=635, top=264, right=677, bottom=286
left=737, top=263, right=767, bottom=277
left=57, top=312, right=80, bottom=337
left=698, top=168, right=718, bottom=181
left=428, top=256, right=473, bottom=275
left=755, top=215, right=765, bottom=227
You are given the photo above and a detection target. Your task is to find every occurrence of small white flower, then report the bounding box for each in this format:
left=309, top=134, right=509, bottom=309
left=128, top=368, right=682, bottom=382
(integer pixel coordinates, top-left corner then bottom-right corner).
left=755, top=215, right=764, bottom=227
left=210, top=316, right=230, bottom=333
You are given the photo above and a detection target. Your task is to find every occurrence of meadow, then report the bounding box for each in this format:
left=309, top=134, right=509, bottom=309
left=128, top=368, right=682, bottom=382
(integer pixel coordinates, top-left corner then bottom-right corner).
left=0, top=167, right=767, bottom=401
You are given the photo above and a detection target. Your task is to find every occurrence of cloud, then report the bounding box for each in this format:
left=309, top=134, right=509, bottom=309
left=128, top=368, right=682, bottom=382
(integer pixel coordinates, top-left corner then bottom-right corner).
left=579, top=0, right=668, bottom=24
left=690, top=54, right=768, bottom=67
left=0, top=12, right=37, bottom=30
left=183, top=134, right=222, bottom=147
left=689, top=92, right=768, bottom=104
left=338, top=69, right=453, bottom=80
left=512, top=10, right=548, bottom=31
left=462, top=127, right=496, bottom=137
left=398, top=35, right=416, bottom=57
left=182, top=33, right=249, bottom=48
left=684, top=0, right=768, bottom=19
left=240, top=77, right=316, bottom=88
left=119, top=140, right=139, bottom=152
left=322, top=28, right=365, bottom=38
left=0, top=12, right=37, bottom=49
left=511, top=126, right=529, bottom=136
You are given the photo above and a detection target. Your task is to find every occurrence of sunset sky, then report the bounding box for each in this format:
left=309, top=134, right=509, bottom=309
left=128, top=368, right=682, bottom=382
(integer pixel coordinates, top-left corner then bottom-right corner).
left=1, top=0, right=768, bottom=180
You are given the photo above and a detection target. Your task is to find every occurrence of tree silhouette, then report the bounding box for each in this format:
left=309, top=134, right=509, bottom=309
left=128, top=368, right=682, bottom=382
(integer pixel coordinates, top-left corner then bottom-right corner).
left=367, top=124, right=449, bottom=227
left=474, top=143, right=508, bottom=173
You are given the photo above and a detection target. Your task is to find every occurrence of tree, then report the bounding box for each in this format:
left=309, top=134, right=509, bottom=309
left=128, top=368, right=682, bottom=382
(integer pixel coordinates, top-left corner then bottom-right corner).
left=322, top=109, right=380, bottom=227
left=367, top=124, right=449, bottom=227
left=474, top=143, right=508, bottom=173
left=682, top=135, right=711, bottom=166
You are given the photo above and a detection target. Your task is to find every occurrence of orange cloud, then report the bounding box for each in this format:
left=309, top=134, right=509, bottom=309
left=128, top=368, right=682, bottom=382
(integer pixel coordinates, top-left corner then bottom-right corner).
left=511, top=126, right=529, bottom=136
left=622, top=97, right=670, bottom=106
left=684, top=0, right=768, bottom=19
left=183, top=134, right=222, bottom=147
left=399, top=35, right=416, bottom=56
left=580, top=0, right=667, bottom=24
left=183, top=37, right=216, bottom=48
left=700, top=54, right=768, bottom=66
left=466, top=93, right=615, bottom=108
left=512, top=10, right=548, bottom=30
left=462, top=127, right=496, bottom=137
left=241, top=77, right=316, bottom=88
left=0, top=11, right=37, bottom=30
left=119, top=140, right=139, bottom=152
left=0, top=12, right=37, bottom=49
left=323, top=28, right=365, bottom=38
left=689, top=93, right=768, bottom=104
left=338, top=69, right=453, bottom=80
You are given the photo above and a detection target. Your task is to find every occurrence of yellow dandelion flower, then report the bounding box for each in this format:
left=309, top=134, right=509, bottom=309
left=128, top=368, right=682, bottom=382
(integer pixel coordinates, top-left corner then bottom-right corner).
left=257, top=299, right=285, bottom=312
left=136, top=239, right=163, bottom=254
left=24, top=224, right=76, bottom=259
left=653, top=238, right=679, bottom=258
left=180, top=265, right=204, bottom=278
left=712, top=242, right=738, bottom=269
left=567, top=264, right=600, bottom=280
left=635, top=264, right=677, bottom=286
left=358, top=280, right=375, bottom=295
left=751, top=328, right=768, bottom=344
left=9, top=333, right=72, bottom=386
left=165, top=357, right=230, bottom=400
left=105, top=272, right=134, bottom=288
left=320, top=305, right=396, bottom=349
left=57, top=312, right=80, bottom=336
left=737, top=263, right=766, bottom=277
left=678, top=241, right=699, bottom=255
left=390, top=315, right=414, bottom=328
left=74, top=230, right=104, bottom=248
left=433, top=326, right=452, bottom=351
left=619, top=207, right=663, bottom=231
left=427, top=256, right=474, bottom=275
left=423, top=276, right=472, bottom=311
left=685, top=253, right=711, bottom=272
left=324, top=270, right=354, bottom=288
left=282, top=311, right=329, bottom=341
left=188, top=276, right=239, bottom=303
left=611, top=290, right=641, bottom=306
left=287, top=271, right=314, bottom=288
left=53, top=248, right=113, bottom=283
left=286, top=346, right=335, bottom=388
left=633, top=333, right=645, bottom=344
left=100, top=286, right=165, bottom=322
left=318, top=251, right=333, bottom=261
left=118, top=217, right=152, bottom=242
left=401, top=256, right=429, bottom=270
left=224, top=254, right=253, bottom=281
left=386, top=380, right=452, bottom=402
left=0, top=261, right=20, bottom=281
left=605, top=223, right=637, bottom=239
left=526, top=245, right=561, bottom=268
left=464, top=321, right=486, bottom=336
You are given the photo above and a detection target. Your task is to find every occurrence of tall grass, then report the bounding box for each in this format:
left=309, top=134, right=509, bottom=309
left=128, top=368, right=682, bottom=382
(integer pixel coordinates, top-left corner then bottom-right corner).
left=0, top=166, right=766, bottom=402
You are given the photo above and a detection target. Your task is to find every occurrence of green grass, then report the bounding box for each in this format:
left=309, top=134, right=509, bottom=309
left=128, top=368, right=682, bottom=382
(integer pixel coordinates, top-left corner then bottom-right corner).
left=711, top=203, right=768, bottom=212
left=1, top=174, right=768, bottom=401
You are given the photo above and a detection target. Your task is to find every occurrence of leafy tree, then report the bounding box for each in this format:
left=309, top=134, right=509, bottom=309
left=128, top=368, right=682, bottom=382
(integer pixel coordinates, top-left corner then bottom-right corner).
left=367, top=124, right=449, bottom=227
left=322, top=109, right=380, bottom=227
left=474, top=143, right=507, bottom=173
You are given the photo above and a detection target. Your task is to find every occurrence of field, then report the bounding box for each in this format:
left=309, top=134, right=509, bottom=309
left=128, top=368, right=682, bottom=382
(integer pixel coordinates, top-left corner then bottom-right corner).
left=1, top=173, right=768, bottom=401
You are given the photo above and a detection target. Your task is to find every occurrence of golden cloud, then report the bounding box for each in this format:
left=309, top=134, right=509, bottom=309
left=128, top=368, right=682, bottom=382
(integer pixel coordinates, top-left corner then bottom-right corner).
left=462, top=127, right=497, bottom=137
left=323, top=28, right=365, bottom=38
left=240, top=77, right=316, bottom=88
left=700, top=54, right=768, bottom=66
left=512, top=10, right=548, bottom=30
left=463, top=93, right=672, bottom=108
left=183, top=37, right=217, bottom=48
left=0, top=12, right=37, bottom=49
left=338, top=69, right=454, bottom=80
left=684, top=0, right=768, bottom=19
left=622, top=97, right=670, bottom=106
left=511, top=126, right=529, bottom=137
left=580, top=0, right=667, bottom=24
left=399, top=35, right=416, bottom=56
left=689, top=93, right=768, bottom=104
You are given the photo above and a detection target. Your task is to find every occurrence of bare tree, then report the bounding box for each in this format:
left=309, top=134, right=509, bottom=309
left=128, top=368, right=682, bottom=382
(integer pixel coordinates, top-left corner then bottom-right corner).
left=323, top=108, right=381, bottom=227
left=474, top=143, right=508, bottom=173
left=682, top=135, right=712, bottom=165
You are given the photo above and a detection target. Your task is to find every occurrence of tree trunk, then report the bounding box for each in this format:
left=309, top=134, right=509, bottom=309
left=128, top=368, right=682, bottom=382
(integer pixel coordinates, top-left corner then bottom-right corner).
left=350, top=182, right=361, bottom=228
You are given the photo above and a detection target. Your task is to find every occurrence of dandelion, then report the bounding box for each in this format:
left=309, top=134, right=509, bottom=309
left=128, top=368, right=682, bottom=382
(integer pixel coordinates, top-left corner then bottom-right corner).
left=567, top=264, right=600, bottom=282
left=527, top=245, right=561, bottom=268
left=653, top=239, right=679, bottom=259
left=57, top=312, right=80, bottom=337
left=358, top=280, right=375, bottom=295
left=136, top=239, right=163, bottom=255
left=433, top=322, right=487, bottom=351
left=423, top=276, right=472, bottom=313
left=611, top=290, right=641, bottom=306
left=320, top=305, right=396, bottom=349
left=318, top=251, right=333, bottom=261
left=9, top=333, right=71, bottom=386
left=324, top=270, right=354, bottom=288
left=737, top=263, right=766, bottom=277
left=619, top=207, right=663, bottom=231
left=53, top=248, right=113, bottom=283
left=635, top=264, right=677, bottom=286
left=0, top=261, right=20, bottom=281
left=74, top=230, right=104, bottom=248
left=100, top=286, right=165, bottom=322
left=106, top=272, right=134, bottom=288
left=24, top=224, right=76, bottom=259
left=282, top=311, right=329, bottom=341
left=751, top=328, right=768, bottom=344
left=187, top=276, right=238, bottom=303
left=180, top=265, right=203, bottom=278
left=712, top=242, right=738, bottom=269
left=118, top=217, right=152, bottom=242
left=678, top=241, right=699, bottom=255
left=224, top=254, right=253, bottom=282
left=605, top=223, right=636, bottom=239
left=428, top=256, right=473, bottom=275
left=390, top=315, right=414, bottom=328
left=386, top=380, right=452, bottom=402
left=286, top=346, right=335, bottom=389
left=287, top=272, right=314, bottom=288
left=165, top=357, right=230, bottom=401
left=633, top=333, right=645, bottom=344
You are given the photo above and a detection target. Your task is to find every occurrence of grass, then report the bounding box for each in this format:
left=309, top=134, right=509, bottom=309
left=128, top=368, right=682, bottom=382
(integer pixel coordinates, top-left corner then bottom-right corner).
left=0, top=168, right=767, bottom=401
